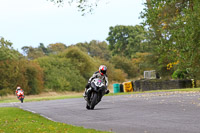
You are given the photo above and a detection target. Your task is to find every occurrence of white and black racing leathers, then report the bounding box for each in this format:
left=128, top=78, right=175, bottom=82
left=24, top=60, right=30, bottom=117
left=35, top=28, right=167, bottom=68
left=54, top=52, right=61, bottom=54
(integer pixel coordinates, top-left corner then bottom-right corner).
left=85, top=71, right=109, bottom=91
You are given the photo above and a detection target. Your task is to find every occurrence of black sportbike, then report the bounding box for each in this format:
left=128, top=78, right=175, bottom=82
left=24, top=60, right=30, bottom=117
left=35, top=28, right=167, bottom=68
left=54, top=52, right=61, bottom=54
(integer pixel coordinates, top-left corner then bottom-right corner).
left=84, top=78, right=107, bottom=110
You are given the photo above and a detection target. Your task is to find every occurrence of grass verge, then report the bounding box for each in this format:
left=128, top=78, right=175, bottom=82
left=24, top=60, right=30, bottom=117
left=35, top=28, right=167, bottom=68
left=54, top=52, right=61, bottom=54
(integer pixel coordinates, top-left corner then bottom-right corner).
left=1, top=88, right=200, bottom=104
left=0, top=95, right=82, bottom=104
left=0, top=107, right=110, bottom=133
left=108, top=87, right=200, bottom=96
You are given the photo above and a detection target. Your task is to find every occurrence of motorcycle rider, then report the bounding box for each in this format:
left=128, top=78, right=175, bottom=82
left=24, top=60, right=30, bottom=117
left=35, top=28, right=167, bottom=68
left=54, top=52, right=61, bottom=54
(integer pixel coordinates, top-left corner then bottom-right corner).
left=15, top=86, right=24, bottom=98
left=83, top=65, right=109, bottom=97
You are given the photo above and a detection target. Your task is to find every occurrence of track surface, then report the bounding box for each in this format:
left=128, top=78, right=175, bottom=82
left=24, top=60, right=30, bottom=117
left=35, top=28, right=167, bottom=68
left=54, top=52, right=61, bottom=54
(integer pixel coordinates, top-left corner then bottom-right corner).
left=1, top=92, right=200, bottom=133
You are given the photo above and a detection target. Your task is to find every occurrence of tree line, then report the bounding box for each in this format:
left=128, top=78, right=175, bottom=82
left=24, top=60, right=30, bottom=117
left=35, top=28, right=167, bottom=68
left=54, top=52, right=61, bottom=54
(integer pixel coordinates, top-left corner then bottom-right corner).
left=1, top=0, right=200, bottom=96
left=0, top=25, right=149, bottom=96
left=48, top=0, right=200, bottom=78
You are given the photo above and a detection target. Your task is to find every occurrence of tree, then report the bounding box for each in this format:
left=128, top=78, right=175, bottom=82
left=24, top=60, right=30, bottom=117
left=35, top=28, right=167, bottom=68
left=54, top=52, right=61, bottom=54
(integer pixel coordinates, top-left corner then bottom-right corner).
left=47, top=43, right=67, bottom=54
left=76, top=40, right=111, bottom=60
left=0, top=37, right=21, bottom=61
left=88, top=40, right=111, bottom=60
left=22, top=46, right=45, bottom=60
left=141, top=0, right=200, bottom=79
left=0, top=60, right=44, bottom=95
left=48, top=0, right=100, bottom=15
left=75, top=42, right=89, bottom=53
left=38, top=43, right=49, bottom=55
left=60, top=46, right=96, bottom=80
left=110, top=56, right=139, bottom=78
left=22, top=43, right=50, bottom=60
left=106, top=25, right=147, bottom=58
left=36, top=55, right=85, bottom=91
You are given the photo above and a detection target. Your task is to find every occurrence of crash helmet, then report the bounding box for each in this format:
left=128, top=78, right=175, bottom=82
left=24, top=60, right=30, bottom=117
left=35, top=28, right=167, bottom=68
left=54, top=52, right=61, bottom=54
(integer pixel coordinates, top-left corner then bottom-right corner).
left=99, top=65, right=107, bottom=75
left=17, top=86, right=21, bottom=90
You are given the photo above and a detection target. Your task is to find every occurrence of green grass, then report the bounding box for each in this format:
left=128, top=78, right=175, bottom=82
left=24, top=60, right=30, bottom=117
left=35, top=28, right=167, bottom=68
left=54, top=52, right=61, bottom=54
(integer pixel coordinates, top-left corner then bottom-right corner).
left=0, top=107, right=110, bottom=133
left=108, top=87, right=200, bottom=96
left=1, top=88, right=200, bottom=104
left=0, top=95, right=82, bottom=104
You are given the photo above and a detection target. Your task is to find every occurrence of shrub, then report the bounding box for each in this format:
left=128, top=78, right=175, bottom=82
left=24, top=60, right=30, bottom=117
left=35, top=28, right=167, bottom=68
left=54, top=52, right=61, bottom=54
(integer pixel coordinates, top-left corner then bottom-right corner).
left=93, top=58, right=127, bottom=82
left=0, top=60, right=44, bottom=95
left=36, top=56, right=86, bottom=92
left=110, top=56, right=139, bottom=78
left=60, top=46, right=96, bottom=80
left=0, top=88, right=12, bottom=96
left=172, top=69, right=188, bottom=79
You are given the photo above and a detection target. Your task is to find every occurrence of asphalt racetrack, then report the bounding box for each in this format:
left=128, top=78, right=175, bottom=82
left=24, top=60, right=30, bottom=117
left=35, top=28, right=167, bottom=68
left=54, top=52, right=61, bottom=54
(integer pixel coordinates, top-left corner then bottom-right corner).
left=1, top=91, right=200, bottom=133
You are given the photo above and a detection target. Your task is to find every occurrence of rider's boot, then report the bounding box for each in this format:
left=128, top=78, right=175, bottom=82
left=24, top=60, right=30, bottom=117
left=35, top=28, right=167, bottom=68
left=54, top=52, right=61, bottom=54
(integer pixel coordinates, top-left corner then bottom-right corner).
left=83, top=88, right=90, bottom=101
left=105, top=89, right=110, bottom=94
left=83, top=88, right=87, bottom=97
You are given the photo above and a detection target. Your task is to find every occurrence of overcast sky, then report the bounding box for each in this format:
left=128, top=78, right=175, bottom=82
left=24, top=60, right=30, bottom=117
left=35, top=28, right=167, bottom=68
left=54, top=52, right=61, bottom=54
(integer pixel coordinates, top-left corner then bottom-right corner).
left=0, top=0, right=145, bottom=52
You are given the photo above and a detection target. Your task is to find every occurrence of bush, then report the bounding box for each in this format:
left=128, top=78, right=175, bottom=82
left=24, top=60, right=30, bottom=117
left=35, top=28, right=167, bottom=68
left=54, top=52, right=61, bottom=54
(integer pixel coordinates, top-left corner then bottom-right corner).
left=172, top=69, right=188, bottom=79
left=60, top=46, right=96, bottom=80
left=0, top=60, right=44, bottom=95
left=93, top=58, right=127, bottom=82
left=36, top=56, right=86, bottom=92
left=25, top=62, right=44, bottom=94
left=110, top=56, right=139, bottom=78
left=0, top=89, right=12, bottom=96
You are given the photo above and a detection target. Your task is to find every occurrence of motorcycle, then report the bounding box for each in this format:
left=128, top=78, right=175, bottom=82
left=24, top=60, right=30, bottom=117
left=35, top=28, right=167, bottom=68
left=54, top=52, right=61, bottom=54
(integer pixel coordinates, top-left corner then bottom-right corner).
left=84, top=78, right=107, bottom=110
left=16, top=90, right=24, bottom=103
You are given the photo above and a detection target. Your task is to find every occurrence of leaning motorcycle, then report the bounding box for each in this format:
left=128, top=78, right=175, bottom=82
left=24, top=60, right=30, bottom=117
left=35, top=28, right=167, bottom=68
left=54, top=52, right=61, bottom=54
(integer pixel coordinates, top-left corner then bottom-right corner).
left=84, top=78, right=107, bottom=110
left=16, top=90, right=24, bottom=103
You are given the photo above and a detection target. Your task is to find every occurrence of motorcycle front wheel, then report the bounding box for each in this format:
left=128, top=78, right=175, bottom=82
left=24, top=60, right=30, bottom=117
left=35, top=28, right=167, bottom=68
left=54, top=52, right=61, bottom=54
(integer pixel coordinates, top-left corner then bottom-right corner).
left=20, top=98, right=24, bottom=103
left=86, top=103, right=90, bottom=109
left=90, top=92, right=98, bottom=110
